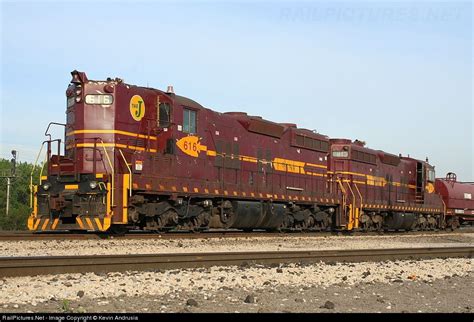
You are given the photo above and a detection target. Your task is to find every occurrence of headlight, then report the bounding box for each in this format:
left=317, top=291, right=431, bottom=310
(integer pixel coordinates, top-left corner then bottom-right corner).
left=89, top=181, right=98, bottom=189
left=42, top=183, right=51, bottom=191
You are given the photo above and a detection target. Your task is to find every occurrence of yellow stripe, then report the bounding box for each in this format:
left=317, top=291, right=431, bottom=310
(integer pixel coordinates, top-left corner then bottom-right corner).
left=240, top=156, right=258, bottom=163
left=51, top=219, right=59, bottom=230
left=95, top=218, right=103, bottom=231
left=273, top=158, right=306, bottom=174
left=306, top=163, right=328, bottom=169
left=334, top=171, right=415, bottom=189
left=85, top=218, right=94, bottom=230
left=206, top=150, right=217, bottom=156
left=66, top=129, right=157, bottom=141
left=41, top=219, right=50, bottom=231
left=65, top=184, right=79, bottom=190
left=71, top=143, right=157, bottom=153
left=33, top=219, right=41, bottom=230
left=95, top=173, right=104, bottom=178
left=334, top=171, right=366, bottom=177
left=76, top=217, right=85, bottom=229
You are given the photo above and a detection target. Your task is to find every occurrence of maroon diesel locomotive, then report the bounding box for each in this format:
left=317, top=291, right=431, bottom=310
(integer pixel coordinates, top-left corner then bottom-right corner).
left=27, top=70, right=465, bottom=233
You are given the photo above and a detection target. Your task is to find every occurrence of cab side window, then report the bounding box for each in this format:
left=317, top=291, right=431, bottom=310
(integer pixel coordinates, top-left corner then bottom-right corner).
left=183, top=108, right=197, bottom=134
left=158, top=103, right=171, bottom=127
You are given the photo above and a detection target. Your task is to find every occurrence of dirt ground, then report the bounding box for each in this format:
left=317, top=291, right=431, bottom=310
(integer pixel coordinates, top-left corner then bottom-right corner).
left=1, top=272, right=471, bottom=313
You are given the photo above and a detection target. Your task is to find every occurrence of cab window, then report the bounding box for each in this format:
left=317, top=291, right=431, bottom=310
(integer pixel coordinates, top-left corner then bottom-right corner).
left=427, top=169, right=435, bottom=182
left=183, top=108, right=196, bottom=134
left=158, top=103, right=171, bottom=127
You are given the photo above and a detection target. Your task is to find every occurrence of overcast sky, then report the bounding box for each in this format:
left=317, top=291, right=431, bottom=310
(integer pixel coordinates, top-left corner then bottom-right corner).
left=0, top=0, right=472, bottom=180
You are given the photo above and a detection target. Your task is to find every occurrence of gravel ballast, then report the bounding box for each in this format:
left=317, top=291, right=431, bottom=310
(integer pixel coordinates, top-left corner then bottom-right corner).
left=0, top=258, right=471, bottom=313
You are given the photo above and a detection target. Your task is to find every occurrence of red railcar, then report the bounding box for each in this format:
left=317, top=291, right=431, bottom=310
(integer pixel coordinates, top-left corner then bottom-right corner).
left=435, top=173, right=474, bottom=227
left=28, top=70, right=447, bottom=233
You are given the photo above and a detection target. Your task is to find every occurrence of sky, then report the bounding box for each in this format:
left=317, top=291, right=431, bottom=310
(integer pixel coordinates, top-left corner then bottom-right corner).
left=0, top=0, right=472, bottom=180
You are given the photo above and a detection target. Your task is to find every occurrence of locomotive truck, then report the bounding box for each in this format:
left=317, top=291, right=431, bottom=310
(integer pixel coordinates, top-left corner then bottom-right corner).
left=27, top=70, right=472, bottom=233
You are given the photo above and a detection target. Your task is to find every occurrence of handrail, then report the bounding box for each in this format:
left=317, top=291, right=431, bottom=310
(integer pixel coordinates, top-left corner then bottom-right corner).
left=30, top=142, right=46, bottom=208
left=44, top=122, right=66, bottom=141
left=353, top=183, right=363, bottom=229
left=118, top=149, right=132, bottom=197
left=97, top=139, right=115, bottom=209
left=354, top=183, right=363, bottom=208
left=336, top=177, right=348, bottom=228
left=336, top=178, right=346, bottom=194
left=345, top=181, right=356, bottom=203
left=345, top=181, right=357, bottom=228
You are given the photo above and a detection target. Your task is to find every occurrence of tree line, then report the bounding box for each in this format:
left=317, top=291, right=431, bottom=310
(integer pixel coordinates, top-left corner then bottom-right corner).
left=0, top=158, right=42, bottom=230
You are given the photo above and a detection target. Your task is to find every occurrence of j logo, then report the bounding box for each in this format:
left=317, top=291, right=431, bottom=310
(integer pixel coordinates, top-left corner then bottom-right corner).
left=130, top=95, right=145, bottom=121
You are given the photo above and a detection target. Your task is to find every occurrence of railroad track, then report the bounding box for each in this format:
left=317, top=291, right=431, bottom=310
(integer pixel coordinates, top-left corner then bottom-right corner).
left=0, top=246, right=472, bottom=277
left=0, top=227, right=473, bottom=241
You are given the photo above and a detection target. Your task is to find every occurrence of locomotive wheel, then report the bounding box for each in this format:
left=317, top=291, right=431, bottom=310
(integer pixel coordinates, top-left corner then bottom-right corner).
left=374, top=221, right=382, bottom=232
left=280, top=215, right=294, bottom=230
left=190, top=211, right=210, bottom=231
left=360, top=221, right=370, bottom=232
left=306, top=216, right=315, bottom=229
left=162, top=210, right=179, bottom=227
left=319, top=220, right=327, bottom=231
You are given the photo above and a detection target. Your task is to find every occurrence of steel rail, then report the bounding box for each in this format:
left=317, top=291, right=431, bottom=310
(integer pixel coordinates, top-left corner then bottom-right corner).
left=0, top=227, right=473, bottom=241
left=0, top=246, right=472, bottom=277
left=0, top=229, right=474, bottom=241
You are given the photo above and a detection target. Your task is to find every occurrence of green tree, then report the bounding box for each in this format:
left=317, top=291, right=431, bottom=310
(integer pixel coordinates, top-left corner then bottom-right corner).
left=0, top=159, right=43, bottom=230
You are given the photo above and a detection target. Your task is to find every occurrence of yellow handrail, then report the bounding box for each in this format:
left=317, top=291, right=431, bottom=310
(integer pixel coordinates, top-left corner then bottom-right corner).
left=336, top=178, right=346, bottom=194
left=30, top=142, right=46, bottom=208
left=118, top=149, right=132, bottom=197
left=354, top=183, right=363, bottom=208
left=353, top=183, right=363, bottom=229
left=97, top=140, right=115, bottom=209
left=345, top=181, right=356, bottom=228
